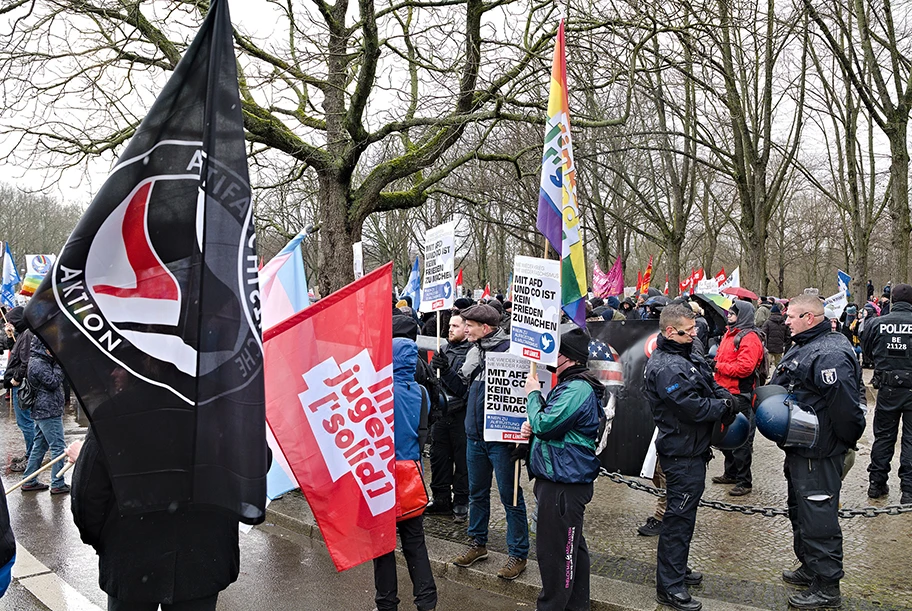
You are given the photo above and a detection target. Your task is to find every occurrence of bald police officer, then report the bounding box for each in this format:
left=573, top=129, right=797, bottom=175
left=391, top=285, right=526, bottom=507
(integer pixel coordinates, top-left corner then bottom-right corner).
left=772, top=294, right=865, bottom=609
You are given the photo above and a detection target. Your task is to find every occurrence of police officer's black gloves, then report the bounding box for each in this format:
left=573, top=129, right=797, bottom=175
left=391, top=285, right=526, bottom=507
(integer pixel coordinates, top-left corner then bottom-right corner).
left=430, top=351, right=449, bottom=373
left=510, top=443, right=529, bottom=463
left=720, top=398, right=737, bottom=426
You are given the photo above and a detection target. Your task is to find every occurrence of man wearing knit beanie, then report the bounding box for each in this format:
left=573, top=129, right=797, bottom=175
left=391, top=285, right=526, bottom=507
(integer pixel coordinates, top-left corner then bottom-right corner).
left=451, top=303, right=529, bottom=580
left=863, top=283, right=912, bottom=504
left=520, top=326, right=603, bottom=609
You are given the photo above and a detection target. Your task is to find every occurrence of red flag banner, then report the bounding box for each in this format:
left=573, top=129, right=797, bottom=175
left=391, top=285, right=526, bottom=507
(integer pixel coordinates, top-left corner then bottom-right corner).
left=481, top=282, right=491, bottom=300
left=714, top=267, right=726, bottom=285
left=264, top=263, right=396, bottom=571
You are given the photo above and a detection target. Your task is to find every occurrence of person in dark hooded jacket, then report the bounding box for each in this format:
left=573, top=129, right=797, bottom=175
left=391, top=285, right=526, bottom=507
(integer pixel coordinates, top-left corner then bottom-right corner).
left=2, top=306, right=35, bottom=470
left=20, top=336, right=67, bottom=493
left=711, top=301, right=764, bottom=497
left=520, top=327, right=604, bottom=611
left=761, top=304, right=789, bottom=372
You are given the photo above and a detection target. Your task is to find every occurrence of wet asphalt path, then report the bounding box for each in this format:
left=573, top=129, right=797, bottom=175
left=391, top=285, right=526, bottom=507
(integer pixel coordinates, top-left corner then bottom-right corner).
left=0, top=408, right=521, bottom=611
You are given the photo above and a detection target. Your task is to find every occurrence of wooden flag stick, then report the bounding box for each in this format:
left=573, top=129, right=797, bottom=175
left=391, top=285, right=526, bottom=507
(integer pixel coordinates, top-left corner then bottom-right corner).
left=5, top=452, right=68, bottom=495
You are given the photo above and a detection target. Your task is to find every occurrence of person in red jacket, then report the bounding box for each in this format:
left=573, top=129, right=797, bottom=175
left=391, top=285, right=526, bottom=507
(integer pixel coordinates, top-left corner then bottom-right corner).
left=711, top=300, right=765, bottom=496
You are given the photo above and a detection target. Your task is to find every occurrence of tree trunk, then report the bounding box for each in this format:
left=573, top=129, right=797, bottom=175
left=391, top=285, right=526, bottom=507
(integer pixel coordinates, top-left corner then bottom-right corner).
left=888, top=126, right=911, bottom=282
left=317, top=172, right=358, bottom=298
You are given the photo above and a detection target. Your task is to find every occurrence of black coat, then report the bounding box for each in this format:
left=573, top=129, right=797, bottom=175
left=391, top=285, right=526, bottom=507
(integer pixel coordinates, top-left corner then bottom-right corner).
left=72, top=428, right=240, bottom=604
left=644, top=335, right=730, bottom=458
left=2, top=329, right=31, bottom=389
left=437, top=339, right=471, bottom=413
left=26, top=337, right=64, bottom=420
left=770, top=322, right=865, bottom=459
left=761, top=313, right=789, bottom=355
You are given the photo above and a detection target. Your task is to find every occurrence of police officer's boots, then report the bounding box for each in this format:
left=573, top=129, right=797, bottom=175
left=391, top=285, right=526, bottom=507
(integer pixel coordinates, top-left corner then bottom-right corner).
left=787, top=580, right=841, bottom=609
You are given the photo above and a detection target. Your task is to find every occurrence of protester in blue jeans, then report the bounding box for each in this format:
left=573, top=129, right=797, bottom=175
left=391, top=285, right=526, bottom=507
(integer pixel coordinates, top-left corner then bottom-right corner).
left=449, top=304, right=529, bottom=580
left=20, top=336, right=68, bottom=494
left=3, top=307, right=36, bottom=471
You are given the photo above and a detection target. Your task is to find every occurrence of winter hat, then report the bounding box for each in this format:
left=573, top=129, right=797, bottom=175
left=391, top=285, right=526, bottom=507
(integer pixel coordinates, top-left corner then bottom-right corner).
left=453, top=297, right=474, bottom=310
left=559, top=327, right=591, bottom=364
left=891, top=283, right=912, bottom=305
left=488, top=299, right=505, bottom=316
left=771, top=305, right=781, bottom=314
left=590, top=297, right=605, bottom=309
left=461, top=304, right=501, bottom=327
left=503, top=300, right=513, bottom=311
left=392, top=316, right=420, bottom=340
left=606, top=296, right=621, bottom=309
left=845, top=305, right=857, bottom=316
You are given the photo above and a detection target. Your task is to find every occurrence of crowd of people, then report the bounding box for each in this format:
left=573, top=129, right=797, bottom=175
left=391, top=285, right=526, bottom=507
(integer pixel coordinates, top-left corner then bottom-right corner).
left=0, top=277, right=908, bottom=611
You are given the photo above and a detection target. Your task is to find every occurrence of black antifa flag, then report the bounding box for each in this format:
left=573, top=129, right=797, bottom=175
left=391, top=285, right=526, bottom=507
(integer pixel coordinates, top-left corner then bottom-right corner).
left=24, top=0, right=266, bottom=524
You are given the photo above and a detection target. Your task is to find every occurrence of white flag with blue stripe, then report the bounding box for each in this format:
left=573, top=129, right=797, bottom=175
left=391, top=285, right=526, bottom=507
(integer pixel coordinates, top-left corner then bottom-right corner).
left=837, top=269, right=851, bottom=299
left=1, top=242, right=20, bottom=308
left=399, top=256, right=421, bottom=311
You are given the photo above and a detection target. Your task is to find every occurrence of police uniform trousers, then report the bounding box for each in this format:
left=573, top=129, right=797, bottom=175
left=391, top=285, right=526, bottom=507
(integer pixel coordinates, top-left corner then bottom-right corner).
left=721, top=395, right=756, bottom=487
left=867, top=386, right=912, bottom=495
left=785, top=453, right=845, bottom=583
left=656, top=454, right=706, bottom=594
left=533, top=479, right=593, bottom=611
left=429, top=409, right=468, bottom=507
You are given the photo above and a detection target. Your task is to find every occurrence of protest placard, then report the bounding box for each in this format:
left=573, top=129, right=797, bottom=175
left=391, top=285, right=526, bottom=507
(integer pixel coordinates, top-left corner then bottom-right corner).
left=419, top=221, right=456, bottom=312
left=509, top=255, right=561, bottom=366
left=483, top=352, right=553, bottom=443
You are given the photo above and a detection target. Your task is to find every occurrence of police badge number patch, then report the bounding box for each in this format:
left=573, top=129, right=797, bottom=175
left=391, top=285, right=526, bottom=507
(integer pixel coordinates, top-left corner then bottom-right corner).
left=821, top=368, right=838, bottom=385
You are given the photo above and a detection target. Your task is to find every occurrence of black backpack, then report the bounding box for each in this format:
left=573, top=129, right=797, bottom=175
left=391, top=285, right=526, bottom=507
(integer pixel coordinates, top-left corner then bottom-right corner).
left=17, top=377, right=36, bottom=411
left=734, top=328, right=770, bottom=388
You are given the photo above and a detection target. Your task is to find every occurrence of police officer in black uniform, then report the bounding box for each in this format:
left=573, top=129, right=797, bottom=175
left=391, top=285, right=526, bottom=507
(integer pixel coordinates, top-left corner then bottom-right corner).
left=428, top=312, right=472, bottom=521
left=644, top=303, right=735, bottom=611
left=862, top=283, right=912, bottom=504
left=770, top=294, right=865, bottom=609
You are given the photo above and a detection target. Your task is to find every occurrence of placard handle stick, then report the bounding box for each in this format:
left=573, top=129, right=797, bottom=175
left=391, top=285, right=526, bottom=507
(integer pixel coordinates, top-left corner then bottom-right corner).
left=436, top=310, right=441, bottom=378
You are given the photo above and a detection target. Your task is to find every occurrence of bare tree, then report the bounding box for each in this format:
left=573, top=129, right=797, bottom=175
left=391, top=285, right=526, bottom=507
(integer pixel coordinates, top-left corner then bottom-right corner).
left=803, top=0, right=912, bottom=282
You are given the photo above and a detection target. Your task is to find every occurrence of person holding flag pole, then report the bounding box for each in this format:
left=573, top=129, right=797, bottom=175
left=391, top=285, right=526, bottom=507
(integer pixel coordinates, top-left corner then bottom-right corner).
left=519, top=17, right=597, bottom=609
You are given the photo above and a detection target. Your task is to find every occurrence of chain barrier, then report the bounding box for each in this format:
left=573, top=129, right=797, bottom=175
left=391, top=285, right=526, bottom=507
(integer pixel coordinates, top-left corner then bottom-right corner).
left=599, top=468, right=912, bottom=518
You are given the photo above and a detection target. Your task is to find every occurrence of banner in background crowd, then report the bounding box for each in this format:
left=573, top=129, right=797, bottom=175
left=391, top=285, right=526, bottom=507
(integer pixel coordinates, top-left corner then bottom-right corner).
left=824, top=291, right=849, bottom=320
left=352, top=241, right=363, bottom=280
left=719, top=267, right=740, bottom=291
left=419, top=221, right=456, bottom=312
left=605, top=256, right=624, bottom=296
left=0, top=242, right=20, bottom=308
left=509, top=256, right=561, bottom=366
left=473, top=288, right=484, bottom=300
left=714, top=267, right=726, bottom=286
left=837, top=269, right=851, bottom=299
left=535, top=19, right=587, bottom=328
left=265, top=263, right=396, bottom=571
left=481, top=283, right=491, bottom=300
left=483, top=352, right=553, bottom=443
left=638, top=256, right=653, bottom=293
left=399, top=257, right=421, bottom=310
left=588, top=320, right=660, bottom=476
left=19, top=254, right=56, bottom=297
left=23, top=0, right=267, bottom=523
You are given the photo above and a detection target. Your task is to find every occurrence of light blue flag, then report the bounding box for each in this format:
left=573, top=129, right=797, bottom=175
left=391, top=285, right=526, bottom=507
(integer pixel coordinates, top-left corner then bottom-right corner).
left=837, top=269, right=852, bottom=299
left=1, top=242, right=21, bottom=308
left=399, top=257, right=421, bottom=311
left=260, top=232, right=313, bottom=501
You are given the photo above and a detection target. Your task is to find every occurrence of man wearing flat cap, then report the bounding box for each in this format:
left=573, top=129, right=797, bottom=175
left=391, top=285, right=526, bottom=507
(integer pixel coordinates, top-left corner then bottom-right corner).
left=520, top=327, right=604, bottom=610
left=864, top=282, right=912, bottom=504
left=448, top=304, right=529, bottom=580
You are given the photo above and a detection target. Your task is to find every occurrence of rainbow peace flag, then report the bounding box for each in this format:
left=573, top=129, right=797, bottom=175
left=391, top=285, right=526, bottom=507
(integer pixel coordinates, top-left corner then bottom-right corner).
left=536, top=20, right=587, bottom=328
